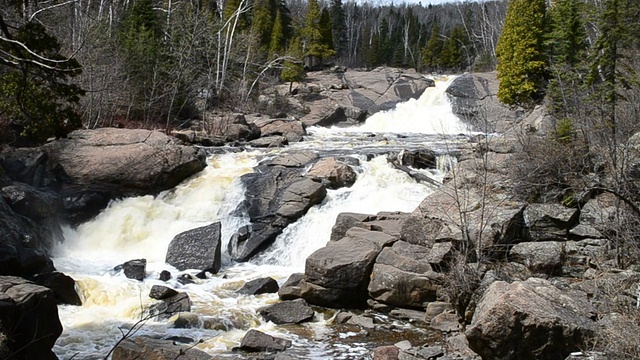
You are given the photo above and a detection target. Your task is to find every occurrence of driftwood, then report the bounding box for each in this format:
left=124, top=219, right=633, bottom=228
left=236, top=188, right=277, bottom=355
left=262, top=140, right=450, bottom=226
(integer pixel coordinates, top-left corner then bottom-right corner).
left=388, top=155, right=441, bottom=188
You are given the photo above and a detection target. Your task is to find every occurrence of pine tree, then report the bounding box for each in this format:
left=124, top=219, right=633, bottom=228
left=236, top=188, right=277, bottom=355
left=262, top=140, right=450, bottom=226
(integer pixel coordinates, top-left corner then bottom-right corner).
left=250, top=0, right=275, bottom=57
left=0, top=20, right=84, bottom=143
left=440, top=25, right=468, bottom=70
left=496, top=0, right=547, bottom=106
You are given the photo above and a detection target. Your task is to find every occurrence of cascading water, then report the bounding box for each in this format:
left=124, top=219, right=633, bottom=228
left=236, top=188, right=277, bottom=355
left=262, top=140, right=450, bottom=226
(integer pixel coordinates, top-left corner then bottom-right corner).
left=52, top=76, right=471, bottom=359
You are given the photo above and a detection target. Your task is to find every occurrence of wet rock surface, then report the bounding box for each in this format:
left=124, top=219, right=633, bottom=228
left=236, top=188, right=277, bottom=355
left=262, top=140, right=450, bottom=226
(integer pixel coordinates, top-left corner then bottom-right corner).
left=166, top=222, right=222, bottom=273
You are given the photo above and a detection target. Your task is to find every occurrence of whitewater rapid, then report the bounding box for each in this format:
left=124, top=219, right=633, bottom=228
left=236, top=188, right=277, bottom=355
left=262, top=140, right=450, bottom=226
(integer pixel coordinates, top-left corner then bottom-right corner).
left=52, top=75, right=470, bottom=359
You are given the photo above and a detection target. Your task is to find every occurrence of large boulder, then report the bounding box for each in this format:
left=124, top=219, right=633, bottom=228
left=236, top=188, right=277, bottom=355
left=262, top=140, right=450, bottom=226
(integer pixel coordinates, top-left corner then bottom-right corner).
left=165, top=222, right=222, bottom=273
left=307, top=157, right=357, bottom=189
left=465, top=278, right=597, bottom=360
left=252, top=118, right=306, bottom=143
left=231, top=160, right=327, bottom=262
left=238, top=277, right=279, bottom=295
left=0, top=276, right=62, bottom=360
left=44, top=128, right=206, bottom=224
left=258, top=298, right=315, bottom=324
left=508, top=241, right=565, bottom=275
left=523, top=203, right=578, bottom=241
left=112, top=336, right=211, bottom=360
left=367, top=245, right=443, bottom=308
left=239, top=329, right=292, bottom=352
left=414, top=154, right=527, bottom=260
left=200, top=113, right=259, bottom=142
left=30, top=272, right=82, bottom=305
left=303, top=236, right=381, bottom=307
left=1, top=183, right=63, bottom=252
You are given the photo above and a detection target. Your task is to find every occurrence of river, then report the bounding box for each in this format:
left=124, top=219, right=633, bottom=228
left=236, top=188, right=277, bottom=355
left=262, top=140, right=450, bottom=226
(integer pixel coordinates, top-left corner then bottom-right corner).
left=52, top=76, right=471, bottom=359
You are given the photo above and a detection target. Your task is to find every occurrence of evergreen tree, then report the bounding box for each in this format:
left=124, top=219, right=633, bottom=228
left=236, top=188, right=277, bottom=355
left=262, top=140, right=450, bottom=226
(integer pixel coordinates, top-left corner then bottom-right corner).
left=587, top=0, right=639, bottom=168
left=0, top=20, right=84, bottom=143
left=269, top=10, right=286, bottom=57
left=546, top=0, right=587, bottom=118
left=330, top=0, right=347, bottom=62
left=301, top=0, right=335, bottom=67
left=282, top=36, right=305, bottom=93
left=496, top=0, right=547, bottom=106
left=250, top=0, right=276, bottom=57
left=319, top=8, right=334, bottom=51
left=440, top=25, right=468, bottom=70
left=120, top=0, right=163, bottom=118
left=422, top=22, right=443, bottom=71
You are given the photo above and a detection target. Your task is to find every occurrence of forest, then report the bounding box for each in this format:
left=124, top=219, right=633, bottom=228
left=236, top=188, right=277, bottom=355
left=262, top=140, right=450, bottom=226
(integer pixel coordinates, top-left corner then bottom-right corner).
left=0, top=0, right=638, bottom=146
left=0, top=0, right=506, bottom=143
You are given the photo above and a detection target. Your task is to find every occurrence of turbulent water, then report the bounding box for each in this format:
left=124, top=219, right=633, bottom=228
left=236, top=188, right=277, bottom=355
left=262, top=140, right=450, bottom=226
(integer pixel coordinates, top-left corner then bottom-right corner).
left=52, top=76, right=471, bottom=359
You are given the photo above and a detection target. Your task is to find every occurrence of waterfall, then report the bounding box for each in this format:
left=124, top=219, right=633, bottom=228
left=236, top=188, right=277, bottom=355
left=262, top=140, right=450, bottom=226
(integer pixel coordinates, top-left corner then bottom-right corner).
left=52, top=75, right=468, bottom=359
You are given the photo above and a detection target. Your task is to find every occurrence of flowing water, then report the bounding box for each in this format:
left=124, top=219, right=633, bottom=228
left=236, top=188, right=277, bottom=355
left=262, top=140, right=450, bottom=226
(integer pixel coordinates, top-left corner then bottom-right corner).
left=52, top=76, right=471, bottom=359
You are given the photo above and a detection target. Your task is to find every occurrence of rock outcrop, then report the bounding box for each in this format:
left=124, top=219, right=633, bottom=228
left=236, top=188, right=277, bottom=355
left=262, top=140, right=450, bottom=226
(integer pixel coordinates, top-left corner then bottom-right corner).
left=0, top=276, right=63, bottom=360
left=230, top=153, right=328, bottom=261
left=1, top=128, right=207, bottom=225
left=465, top=278, right=597, bottom=360
left=264, top=67, right=435, bottom=126
left=307, top=157, right=357, bottom=189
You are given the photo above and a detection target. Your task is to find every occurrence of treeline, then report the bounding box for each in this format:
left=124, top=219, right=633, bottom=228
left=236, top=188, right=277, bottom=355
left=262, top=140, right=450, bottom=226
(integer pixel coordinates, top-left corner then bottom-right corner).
left=0, top=0, right=506, bottom=143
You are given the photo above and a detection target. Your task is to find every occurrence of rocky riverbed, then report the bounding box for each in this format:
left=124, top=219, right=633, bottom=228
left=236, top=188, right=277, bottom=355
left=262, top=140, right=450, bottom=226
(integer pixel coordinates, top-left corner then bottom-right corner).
left=1, top=69, right=637, bottom=360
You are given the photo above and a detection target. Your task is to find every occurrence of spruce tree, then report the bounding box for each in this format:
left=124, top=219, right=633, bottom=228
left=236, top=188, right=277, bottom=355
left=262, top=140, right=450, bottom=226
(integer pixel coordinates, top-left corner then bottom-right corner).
left=330, top=0, right=347, bottom=62
left=301, top=0, right=335, bottom=67
left=319, top=8, right=334, bottom=52
left=282, top=36, right=305, bottom=93
left=422, top=22, right=443, bottom=71
left=496, top=0, right=547, bottom=106
left=269, top=10, right=286, bottom=57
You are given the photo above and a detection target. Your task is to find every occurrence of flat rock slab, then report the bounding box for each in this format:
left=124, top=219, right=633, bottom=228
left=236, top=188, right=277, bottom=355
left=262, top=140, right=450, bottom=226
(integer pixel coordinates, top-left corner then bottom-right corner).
left=258, top=298, right=314, bottom=324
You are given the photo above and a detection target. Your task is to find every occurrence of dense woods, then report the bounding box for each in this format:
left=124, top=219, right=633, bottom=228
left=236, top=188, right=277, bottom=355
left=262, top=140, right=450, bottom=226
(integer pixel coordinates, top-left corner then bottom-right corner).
left=0, top=0, right=507, bottom=142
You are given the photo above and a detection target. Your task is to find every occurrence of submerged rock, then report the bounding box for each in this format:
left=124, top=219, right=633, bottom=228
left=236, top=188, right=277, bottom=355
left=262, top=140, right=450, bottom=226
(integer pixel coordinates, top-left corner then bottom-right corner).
left=239, top=329, right=292, bottom=352
left=149, top=285, right=179, bottom=300
left=165, top=222, right=222, bottom=273
left=117, top=258, right=146, bottom=281
left=149, top=292, right=192, bottom=319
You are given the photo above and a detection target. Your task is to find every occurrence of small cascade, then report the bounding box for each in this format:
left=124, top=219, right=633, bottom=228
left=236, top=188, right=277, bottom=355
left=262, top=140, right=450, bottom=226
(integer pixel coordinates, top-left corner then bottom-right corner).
left=338, top=76, right=470, bottom=135
left=256, top=155, right=436, bottom=270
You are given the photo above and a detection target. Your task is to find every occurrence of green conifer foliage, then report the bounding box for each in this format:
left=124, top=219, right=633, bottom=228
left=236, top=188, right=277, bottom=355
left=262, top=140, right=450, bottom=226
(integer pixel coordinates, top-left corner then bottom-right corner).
left=496, top=0, right=547, bottom=106
left=250, top=0, right=275, bottom=56
left=440, top=25, right=468, bottom=70
left=0, top=21, right=84, bottom=143
left=330, top=0, right=347, bottom=61
left=319, top=8, right=334, bottom=51
left=282, top=36, right=305, bottom=93
left=269, top=10, right=286, bottom=57
left=422, top=22, right=443, bottom=71
left=301, top=0, right=335, bottom=61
